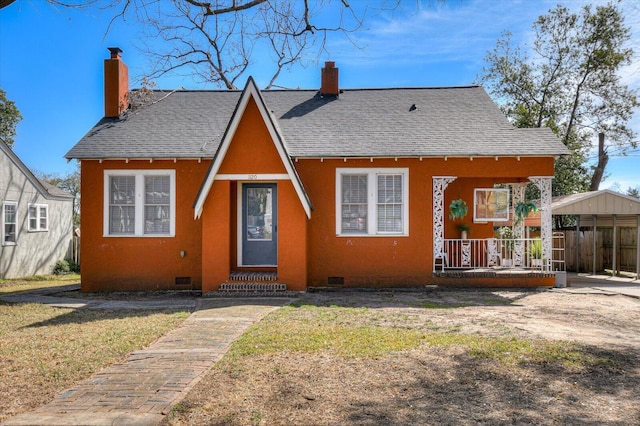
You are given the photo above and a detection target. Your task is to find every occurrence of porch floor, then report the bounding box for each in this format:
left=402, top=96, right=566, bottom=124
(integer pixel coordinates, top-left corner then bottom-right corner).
left=433, top=268, right=556, bottom=288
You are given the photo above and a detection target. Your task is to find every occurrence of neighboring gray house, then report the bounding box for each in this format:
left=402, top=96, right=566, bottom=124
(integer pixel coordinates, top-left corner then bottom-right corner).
left=1, top=141, right=74, bottom=279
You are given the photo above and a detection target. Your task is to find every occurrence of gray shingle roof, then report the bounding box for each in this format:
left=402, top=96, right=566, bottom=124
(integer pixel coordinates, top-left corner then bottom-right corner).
left=65, top=85, right=569, bottom=160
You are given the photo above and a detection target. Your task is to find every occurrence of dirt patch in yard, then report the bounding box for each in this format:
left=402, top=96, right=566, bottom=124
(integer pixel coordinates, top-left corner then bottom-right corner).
left=165, top=288, right=640, bottom=425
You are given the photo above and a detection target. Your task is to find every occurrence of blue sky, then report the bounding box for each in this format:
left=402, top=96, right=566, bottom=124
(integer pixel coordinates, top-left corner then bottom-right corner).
left=1, top=0, right=638, bottom=190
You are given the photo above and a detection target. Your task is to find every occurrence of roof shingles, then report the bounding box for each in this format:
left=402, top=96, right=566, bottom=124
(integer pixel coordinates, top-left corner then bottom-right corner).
left=65, top=85, right=569, bottom=160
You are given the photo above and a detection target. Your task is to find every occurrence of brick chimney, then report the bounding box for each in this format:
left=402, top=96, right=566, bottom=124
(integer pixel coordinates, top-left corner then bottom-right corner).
left=320, top=61, right=339, bottom=97
left=104, top=47, right=129, bottom=117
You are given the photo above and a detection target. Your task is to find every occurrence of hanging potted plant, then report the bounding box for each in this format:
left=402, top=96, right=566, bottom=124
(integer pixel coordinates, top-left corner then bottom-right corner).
left=449, top=199, right=470, bottom=238
left=514, top=201, right=538, bottom=225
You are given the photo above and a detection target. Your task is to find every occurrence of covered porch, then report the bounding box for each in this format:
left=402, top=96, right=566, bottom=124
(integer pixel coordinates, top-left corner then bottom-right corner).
left=432, top=175, right=559, bottom=287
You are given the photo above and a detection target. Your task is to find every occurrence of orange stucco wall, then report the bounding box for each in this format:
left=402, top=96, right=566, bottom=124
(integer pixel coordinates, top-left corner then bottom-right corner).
left=79, top=159, right=209, bottom=292
left=201, top=180, right=231, bottom=291
left=295, top=156, right=555, bottom=287
left=200, top=97, right=308, bottom=292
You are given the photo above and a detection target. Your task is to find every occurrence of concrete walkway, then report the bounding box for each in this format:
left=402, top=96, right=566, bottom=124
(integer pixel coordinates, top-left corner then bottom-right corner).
left=551, top=272, right=640, bottom=299
left=2, top=288, right=290, bottom=426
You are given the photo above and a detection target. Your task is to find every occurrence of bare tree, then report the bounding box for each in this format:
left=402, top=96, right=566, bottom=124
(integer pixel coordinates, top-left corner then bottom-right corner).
left=35, top=164, right=81, bottom=226
left=6, top=0, right=396, bottom=90
left=130, top=0, right=381, bottom=89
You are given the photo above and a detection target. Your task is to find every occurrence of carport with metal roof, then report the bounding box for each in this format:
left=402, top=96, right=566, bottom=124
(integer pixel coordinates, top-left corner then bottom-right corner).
left=552, top=190, right=640, bottom=279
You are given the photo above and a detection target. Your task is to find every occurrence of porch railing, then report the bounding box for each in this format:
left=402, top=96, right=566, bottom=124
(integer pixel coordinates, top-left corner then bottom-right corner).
left=434, top=238, right=548, bottom=271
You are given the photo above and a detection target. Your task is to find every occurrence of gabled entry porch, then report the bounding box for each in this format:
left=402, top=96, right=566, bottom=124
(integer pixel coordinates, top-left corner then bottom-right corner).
left=194, top=78, right=312, bottom=293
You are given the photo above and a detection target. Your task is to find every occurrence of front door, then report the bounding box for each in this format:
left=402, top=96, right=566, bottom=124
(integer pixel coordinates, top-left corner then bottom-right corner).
left=242, top=183, right=277, bottom=266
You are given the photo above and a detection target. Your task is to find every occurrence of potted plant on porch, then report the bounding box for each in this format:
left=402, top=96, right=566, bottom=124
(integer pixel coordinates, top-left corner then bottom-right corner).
left=497, top=226, right=514, bottom=267
left=456, top=223, right=472, bottom=239
left=528, top=239, right=543, bottom=267
left=449, top=199, right=470, bottom=238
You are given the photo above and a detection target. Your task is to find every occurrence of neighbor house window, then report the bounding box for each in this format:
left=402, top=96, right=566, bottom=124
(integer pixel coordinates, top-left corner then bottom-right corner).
left=104, top=170, right=175, bottom=236
left=2, top=201, right=17, bottom=245
left=28, top=204, right=49, bottom=232
left=336, top=168, right=409, bottom=236
left=474, top=188, right=509, bottom=222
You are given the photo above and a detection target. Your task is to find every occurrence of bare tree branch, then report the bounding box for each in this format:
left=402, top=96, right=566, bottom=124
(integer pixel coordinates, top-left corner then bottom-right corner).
left=21, top=0, right=406, bottom=89
left=184, top=0, right=268, bottom=16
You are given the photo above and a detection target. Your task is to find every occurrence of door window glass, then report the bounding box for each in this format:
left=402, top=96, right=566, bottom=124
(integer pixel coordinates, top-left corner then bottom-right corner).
left=246, top=187, right=273, bottom=241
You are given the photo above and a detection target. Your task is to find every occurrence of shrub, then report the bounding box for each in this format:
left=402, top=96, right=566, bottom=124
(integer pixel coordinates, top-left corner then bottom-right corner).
left=53, top=259, right=80, bottom=275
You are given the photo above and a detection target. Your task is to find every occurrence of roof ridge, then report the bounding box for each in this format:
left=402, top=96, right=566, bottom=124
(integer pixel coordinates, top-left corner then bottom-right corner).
left=130, top=85, right=482, bottom=93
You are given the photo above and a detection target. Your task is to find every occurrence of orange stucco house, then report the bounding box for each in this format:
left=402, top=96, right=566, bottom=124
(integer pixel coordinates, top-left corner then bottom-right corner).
left=66, top=48, right=569, bottom=293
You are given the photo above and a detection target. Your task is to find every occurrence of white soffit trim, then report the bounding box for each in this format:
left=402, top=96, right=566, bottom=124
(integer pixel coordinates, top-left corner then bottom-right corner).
left=193, top=77, right=312, bottom=219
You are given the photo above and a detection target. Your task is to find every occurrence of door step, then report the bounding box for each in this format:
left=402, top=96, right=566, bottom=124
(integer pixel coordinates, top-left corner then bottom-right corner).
left=219, top=282, right=287, bottom=292
left=207, top=271, right=292, bottom=296
left=228, top=271, right=278, bottom=281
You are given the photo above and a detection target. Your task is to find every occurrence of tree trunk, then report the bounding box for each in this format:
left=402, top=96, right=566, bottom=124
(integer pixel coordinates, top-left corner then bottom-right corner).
left=590, top=132, right=608, bottom=191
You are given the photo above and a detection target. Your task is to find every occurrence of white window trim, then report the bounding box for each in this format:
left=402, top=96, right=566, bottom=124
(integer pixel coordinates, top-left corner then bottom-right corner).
left=28, top=203, right=49, bottom=232
left=103, top=170, right=176, bottom=237
left=473, top=188, right=510, bottom=223
left=336, top=168, right=409, bottom=236
left=2, top=201, right=18, bottom=246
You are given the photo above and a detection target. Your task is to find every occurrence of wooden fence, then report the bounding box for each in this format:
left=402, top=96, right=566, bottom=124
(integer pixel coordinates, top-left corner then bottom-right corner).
left=72, top=235, right=80, bottom=265
left=561, top=228, right=637, bottom=273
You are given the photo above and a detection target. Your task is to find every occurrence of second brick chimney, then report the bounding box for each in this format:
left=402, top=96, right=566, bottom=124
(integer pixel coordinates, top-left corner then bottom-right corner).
left=104, top=47, right=129, bottom=117
left=320, top=61, right=339, bottom=97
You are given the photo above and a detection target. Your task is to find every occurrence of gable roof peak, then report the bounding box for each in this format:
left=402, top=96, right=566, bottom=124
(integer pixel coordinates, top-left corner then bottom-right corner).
left=193, top=76, right=312, bottom=220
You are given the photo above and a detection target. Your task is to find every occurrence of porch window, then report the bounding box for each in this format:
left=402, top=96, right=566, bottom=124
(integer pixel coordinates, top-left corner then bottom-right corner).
left=2, top=201, right=17, bottom=245
left=28, top=204, right=49, bottom=232
left=337, top=168, right=408, bottom=236
left=104, top=170, right=175, bottom=237
left=474, top=188, right=509, bottom=222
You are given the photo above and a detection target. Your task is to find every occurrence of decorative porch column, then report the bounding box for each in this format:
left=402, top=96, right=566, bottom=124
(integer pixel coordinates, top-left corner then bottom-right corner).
left=509, top=183, right=526, bottom=266
left=433, top=176, right=457, bottom=268
left=530, top=176, right=553, bottom=270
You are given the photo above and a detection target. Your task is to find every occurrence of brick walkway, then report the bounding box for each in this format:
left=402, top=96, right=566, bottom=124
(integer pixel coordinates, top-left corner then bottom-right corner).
left=3, top=299, right=289, bottom=426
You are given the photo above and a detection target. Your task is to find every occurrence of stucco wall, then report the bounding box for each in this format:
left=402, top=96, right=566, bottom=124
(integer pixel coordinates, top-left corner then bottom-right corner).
left=79, top=159, right=209, bottom=291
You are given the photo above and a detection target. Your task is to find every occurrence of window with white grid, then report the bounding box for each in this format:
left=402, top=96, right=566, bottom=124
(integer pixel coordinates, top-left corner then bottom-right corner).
left=341, top=174, right=368, bottom=234
left=144, top=176, right=171, bottom=234
left=104, top=170, right=175, bottom=237
left=474, top=188, right=510, bottom=222
left=2, top=201, right=17, bottom=245
left=28, top=204, right=49, bottom=232
left=336, top=168, right=408, bottom=236
left=377, top=174, right=403, bottom=233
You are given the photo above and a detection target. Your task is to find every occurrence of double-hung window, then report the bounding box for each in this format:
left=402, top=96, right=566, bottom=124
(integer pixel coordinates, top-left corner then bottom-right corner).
left=28, top=204, right=49, bottom=232
left=104, top=170, right=175, bottom=237
left=336, top=168, right=409, bottom=236
left=2, top=201, right=17, bottom=245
